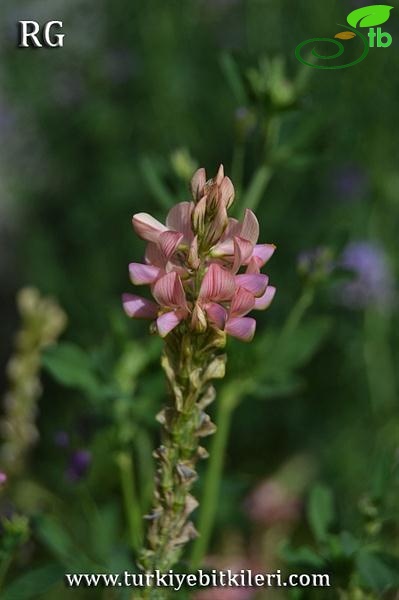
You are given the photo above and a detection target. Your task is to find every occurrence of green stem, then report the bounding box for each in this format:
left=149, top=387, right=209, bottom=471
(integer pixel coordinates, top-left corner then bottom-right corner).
left=363, top=308, right=396, bottom=415
left=238, top=164, right=273, bottom=217
left=280, top=285, right=315, bottom=342
left=117, top=452, right=143, bottom=553
left=0, top=555, right=13, bottom=593
left=231, top=142, right=245, bottom=199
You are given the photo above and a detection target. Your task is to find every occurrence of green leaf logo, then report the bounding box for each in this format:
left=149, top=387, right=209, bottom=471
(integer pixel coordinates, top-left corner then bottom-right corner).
left=347, top=5, right=393, bottom=28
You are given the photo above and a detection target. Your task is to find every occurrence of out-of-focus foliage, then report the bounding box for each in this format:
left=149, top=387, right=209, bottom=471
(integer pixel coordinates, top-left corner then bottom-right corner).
left=1, top=1, right=399, bottom=598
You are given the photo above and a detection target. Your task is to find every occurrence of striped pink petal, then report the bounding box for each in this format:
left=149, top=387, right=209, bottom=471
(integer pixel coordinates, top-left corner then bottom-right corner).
left=129, top=263, right=161, bottom=285
left=230, top=287, right=255, bottom=317
left=254, top=285, right=276, bottom=310
left=204, top=302, right=227, bottom=329
left=192, top=196, right=207, bottom=234
left=190, top=169, right=206, bottom=201
left=245, top=257, right=261, bottom=274
left=215, top=164, right=224, bottom=185
left=159, top=231, right=184, bottom=259
left=232, top=236, right=254, bottom=273
left=235, top=273, right=269, bottom=297
left=145, top=242, right=167, bottom=268
left=122, top=294, right=158, bottom=319
left=152, top=272, right=187, bottom=308
left=199, top=264, right=235, bottom=302
left=204, top=204, right=228, bottom=246
left=219, top=176, right=235, bottom=208
left=157, top=310, right=185, bottom=337
left=240, top=209, right=259, bottom=244
left=249, top=244, right=276, bottom=267
left=211, top=238, right=234, bottom=257
left=166, top=202, right=194, bottom=242
left=225, top=317, right=256, bottom=342
left=132, top=213, right=168, bottom=242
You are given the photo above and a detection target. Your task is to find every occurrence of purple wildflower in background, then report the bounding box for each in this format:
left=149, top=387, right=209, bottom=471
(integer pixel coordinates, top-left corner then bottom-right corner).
left=339, top=241, right=395, bottom=309
left=65, top=450, right=91, bottom=483
left=297, top=246, right=334, bottom=279
left=332, top=164, right=368, bottom=202
left=0, top=472, right=7, bottom=486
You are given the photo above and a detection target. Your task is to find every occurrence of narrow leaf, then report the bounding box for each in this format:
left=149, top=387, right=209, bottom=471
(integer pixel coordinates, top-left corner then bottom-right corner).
left=307, top=484, right=334, bottom=542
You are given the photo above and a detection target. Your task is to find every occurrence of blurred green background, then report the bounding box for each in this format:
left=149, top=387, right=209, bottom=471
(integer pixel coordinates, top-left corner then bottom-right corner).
left=1, top=1, right=399, bottom=598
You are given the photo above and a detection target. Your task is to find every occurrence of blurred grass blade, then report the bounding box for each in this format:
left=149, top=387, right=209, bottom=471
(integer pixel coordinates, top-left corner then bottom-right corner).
left=1, top=564, right=64, bottom=600
left=140, top=157, right=175, bottom=209
left=239, top=165, right=273, bottom=215
left=219, top=52, right=248, bottom=105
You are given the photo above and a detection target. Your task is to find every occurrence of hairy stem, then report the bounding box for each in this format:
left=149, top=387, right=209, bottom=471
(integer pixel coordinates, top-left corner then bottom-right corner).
left=139, top=328, right=226, bottom=598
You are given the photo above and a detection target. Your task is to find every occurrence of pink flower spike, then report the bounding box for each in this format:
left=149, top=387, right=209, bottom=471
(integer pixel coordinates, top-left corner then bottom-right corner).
left=240, top=209, right=260, bottom=245
left=132, top=213, right=168, bottom=242
left=250, top=244, right=276, bottom=267
left=157, top=310, right=185, bottom=337
left=232, top=236, right=254, bottom=273
left=166, top=202, right=194, bottom=242
left=226, top=317, right=256, bottom=342
left=204, top=302, right=227, bottom=329
left=235, top=273, right=269, bottom=297
left=254, top=286, right=276, bottom=310
left=129, top=263, right=161, bottom=285
left=0, top=471, right=7, bottom=485
left=122, top=293, right=158, bottom=319
left=159, top=231, right=184, bottom=259
left=199, top=264, right=236, bottom=302
left=153, top=272, right=187, bottom=309
left=230, top=287, right=255, bottom=317
left=190, top=169, right=206, bottom=201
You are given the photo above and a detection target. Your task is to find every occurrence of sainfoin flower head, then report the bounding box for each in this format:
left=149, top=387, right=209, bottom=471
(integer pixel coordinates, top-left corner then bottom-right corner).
left=123, top=165, right=276, bottom=341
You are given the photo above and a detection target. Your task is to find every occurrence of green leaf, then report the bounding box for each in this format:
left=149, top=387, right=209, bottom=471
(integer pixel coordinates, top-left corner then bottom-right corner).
left=35, top=516, right=97, bottom=571
left=280, top=544, right=326, bottom=569
left=347, top=5, right=393, bottom=28
left=340, top=531, right=360, bottom=557
left=42, top=342, right=101, bottom=397
left=1, top=563, right=63, bottom=600
left=262, top=318, right=332, bottom=376
left=307, top=484, right=334, bottom=542
left=357, top=551, right=399, bottom=592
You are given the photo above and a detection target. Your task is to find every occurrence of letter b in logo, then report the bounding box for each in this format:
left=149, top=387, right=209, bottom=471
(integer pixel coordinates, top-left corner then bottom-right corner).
left=377, top=27, right=392, bottom=47
left=368, top=27, right=392, bottom=48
